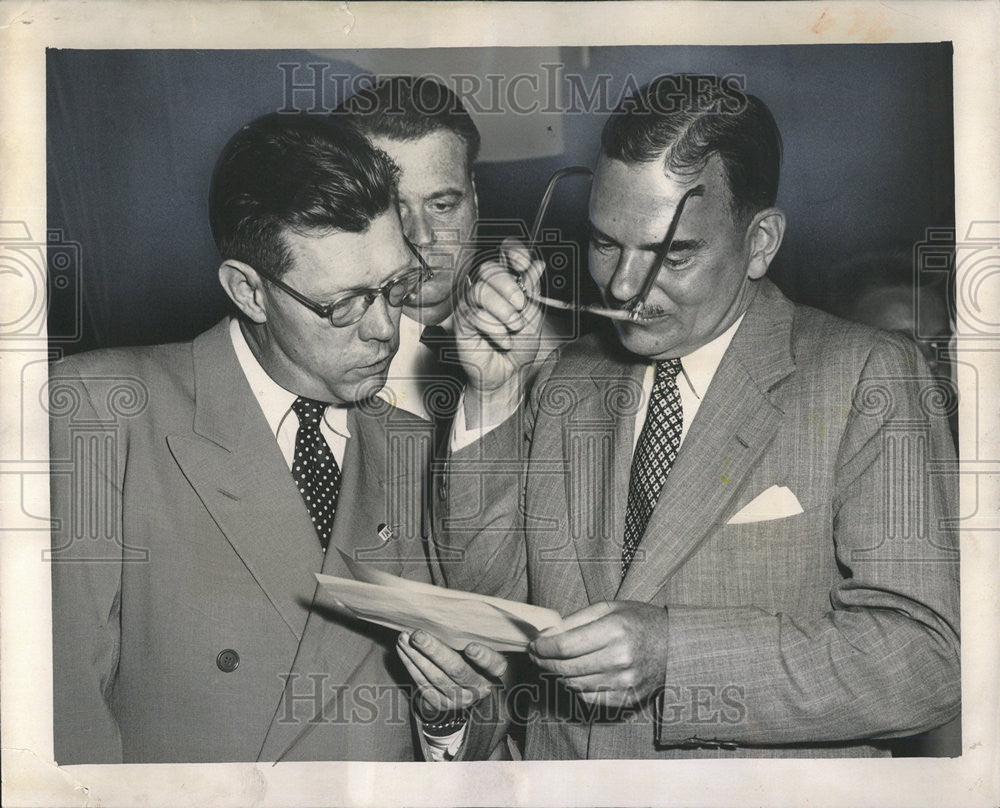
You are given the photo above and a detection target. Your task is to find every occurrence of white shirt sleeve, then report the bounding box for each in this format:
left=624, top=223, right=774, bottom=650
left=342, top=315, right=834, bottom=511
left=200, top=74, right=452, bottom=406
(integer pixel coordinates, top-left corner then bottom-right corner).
left=421, top=723, right=469, bottom=762
left=449, top=386, right=523, bottom=453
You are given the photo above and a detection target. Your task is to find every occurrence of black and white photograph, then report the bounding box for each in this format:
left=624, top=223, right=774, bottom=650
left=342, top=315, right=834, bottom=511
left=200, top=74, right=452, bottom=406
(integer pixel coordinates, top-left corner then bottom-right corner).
left=1, top=3, right=998, bottom=807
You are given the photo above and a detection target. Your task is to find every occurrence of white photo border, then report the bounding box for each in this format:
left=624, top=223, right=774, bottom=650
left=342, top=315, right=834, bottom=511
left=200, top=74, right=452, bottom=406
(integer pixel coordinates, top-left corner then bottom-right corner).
left=1, top=2, right=998, bottom=807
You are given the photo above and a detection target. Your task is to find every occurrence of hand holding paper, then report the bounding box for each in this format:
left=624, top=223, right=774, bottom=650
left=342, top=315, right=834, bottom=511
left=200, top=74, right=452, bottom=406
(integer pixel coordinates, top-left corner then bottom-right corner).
left=314, top=549, right=562, bottom=652
left=397, top=630, right=510, bottom=717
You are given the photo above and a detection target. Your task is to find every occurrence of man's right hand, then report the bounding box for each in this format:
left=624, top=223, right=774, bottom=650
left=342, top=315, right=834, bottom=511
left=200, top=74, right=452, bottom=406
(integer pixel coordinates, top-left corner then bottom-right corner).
left=453, top=238, right=545, bottom=425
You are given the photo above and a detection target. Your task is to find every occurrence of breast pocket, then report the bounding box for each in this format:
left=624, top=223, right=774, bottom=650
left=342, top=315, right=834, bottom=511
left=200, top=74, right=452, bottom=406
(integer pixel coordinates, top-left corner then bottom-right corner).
left=696, top=505, right=836, bottom=615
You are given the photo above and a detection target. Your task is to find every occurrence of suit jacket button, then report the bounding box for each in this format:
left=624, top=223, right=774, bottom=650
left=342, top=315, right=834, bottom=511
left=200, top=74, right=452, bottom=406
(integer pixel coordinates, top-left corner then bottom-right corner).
left=216, top=648, right=240, bottom=672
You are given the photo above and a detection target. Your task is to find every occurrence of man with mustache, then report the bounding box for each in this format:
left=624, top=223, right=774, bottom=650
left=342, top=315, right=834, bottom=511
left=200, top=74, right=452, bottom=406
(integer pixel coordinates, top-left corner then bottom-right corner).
left=418, top=75, right=960, bottom=759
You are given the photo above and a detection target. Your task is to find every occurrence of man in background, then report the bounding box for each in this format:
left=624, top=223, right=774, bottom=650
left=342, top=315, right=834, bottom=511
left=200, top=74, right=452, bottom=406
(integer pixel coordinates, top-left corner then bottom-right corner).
left=338, top=76, right=565, bottom=425
left=834, top=249, right=957, bottom=446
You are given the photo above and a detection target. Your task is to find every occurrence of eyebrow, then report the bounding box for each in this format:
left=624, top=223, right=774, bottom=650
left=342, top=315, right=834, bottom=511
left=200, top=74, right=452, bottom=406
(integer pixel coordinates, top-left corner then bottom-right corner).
left=425, top=188, right=465, bottom=201
left=587, top=221, right=706, bottom=253
left=315, top=258, right=421, bottom=303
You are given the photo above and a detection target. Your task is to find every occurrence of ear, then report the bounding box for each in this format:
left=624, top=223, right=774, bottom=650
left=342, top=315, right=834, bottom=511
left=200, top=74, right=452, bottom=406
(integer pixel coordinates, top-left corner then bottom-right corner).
left=218, top=260, right=269, bottom=324
left=745, top=208, right=786, bottom=280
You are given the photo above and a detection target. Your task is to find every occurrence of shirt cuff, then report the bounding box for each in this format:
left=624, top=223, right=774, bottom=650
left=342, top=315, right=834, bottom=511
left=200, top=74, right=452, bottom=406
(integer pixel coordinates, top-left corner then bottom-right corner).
left=421, top=723, right=469, bottom=762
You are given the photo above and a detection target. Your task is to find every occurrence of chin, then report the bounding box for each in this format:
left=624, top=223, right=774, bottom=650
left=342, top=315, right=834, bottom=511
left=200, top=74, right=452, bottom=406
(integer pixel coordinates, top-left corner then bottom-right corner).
left=615, top=323, right=679, bottom=359
left=340, top=376, right=387, bottom=404
left=408, top=298, right=454, bottom=326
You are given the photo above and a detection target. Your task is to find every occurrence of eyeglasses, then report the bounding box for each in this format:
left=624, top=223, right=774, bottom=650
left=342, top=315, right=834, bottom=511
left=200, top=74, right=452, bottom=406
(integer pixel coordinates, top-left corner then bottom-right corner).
left=524, top=166, right=703, bottom=322
left=624, top=184, right=704, bottom=319
left=263, top=237, right=432, bottom=327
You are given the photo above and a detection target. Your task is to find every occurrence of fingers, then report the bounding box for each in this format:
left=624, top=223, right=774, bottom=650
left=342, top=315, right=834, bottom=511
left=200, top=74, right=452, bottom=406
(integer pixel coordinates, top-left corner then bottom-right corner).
left=395, top=638, right=437, bottom=697
left=530, top=622, right=614, bottom=662
left=469, top=275, right=529, bottom=332
left=497, top=237, right=544, bottom=307
left=397, top=631, right=493, bottom=701
left=463, top=641, right=510, bottom=680
left=508, top=237, right=547, bottom=291
left=411, top=631, right=493, bottom=693
left=396, top=633, right=480, bottom=712
left=529, top=645, right=617, bottom=679
left=457, top=238, right=545, bottom=342
left=529, top=602, right=615, bottom=659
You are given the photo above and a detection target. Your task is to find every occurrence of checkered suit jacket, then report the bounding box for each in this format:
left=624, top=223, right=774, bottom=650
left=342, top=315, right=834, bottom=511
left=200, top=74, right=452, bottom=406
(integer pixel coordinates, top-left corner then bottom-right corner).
left=436, top=279, right=960, bottom=759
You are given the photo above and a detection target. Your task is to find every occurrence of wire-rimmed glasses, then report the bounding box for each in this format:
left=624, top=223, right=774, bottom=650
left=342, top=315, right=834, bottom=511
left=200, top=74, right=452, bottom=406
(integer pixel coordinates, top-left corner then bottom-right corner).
left=524, top=166, right=703, bottom=322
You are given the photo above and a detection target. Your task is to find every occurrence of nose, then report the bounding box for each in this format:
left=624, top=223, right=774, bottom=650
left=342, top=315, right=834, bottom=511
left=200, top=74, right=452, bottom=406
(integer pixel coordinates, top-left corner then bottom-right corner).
left=404, top=209, right=435, bottom=248
left=605, top=248, right=652, bottom=305
left=358, top=294, right=397, bottom=343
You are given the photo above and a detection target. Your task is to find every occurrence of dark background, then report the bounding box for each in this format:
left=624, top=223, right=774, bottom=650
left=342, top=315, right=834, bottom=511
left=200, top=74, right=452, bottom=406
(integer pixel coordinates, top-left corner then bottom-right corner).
left=47, top=45, right=954, bottom=354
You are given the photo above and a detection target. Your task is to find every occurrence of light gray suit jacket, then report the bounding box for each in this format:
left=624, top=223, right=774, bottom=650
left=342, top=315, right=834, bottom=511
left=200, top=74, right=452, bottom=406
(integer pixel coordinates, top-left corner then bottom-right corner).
left=436, top=279, right=960, bottom=759
left=50, top=318, right=495, bottom=763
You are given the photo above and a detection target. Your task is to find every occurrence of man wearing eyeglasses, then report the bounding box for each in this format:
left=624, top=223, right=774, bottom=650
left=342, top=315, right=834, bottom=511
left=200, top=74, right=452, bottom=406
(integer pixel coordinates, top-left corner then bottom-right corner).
left=414, top=76, right=960, bottom=759
left=49, top=113, right=499, bottom=764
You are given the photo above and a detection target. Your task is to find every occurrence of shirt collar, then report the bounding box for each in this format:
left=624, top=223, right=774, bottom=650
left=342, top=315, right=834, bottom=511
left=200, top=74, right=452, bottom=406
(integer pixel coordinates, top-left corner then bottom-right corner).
left=376, top=313, right=425, bottom=409
left=676, top=313, right=745, bottom=400
left=228, top=317, right=350, bottom=439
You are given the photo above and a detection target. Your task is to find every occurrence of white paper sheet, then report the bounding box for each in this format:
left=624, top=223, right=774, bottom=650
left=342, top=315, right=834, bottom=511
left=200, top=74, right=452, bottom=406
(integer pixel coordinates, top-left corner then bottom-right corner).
left=314, top=549, right=562, bottom=651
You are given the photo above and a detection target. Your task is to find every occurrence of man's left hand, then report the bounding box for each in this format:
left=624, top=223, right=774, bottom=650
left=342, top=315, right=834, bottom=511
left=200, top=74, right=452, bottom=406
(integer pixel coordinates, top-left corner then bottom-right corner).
left=528, top=601, right=670, bottom=708
left=396, top=629, right=509, bottom=717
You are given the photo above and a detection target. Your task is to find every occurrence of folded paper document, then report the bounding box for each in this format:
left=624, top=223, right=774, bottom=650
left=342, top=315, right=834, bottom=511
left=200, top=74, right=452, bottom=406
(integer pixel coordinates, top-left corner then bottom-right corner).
left=315, top=549, right=562, bottom=652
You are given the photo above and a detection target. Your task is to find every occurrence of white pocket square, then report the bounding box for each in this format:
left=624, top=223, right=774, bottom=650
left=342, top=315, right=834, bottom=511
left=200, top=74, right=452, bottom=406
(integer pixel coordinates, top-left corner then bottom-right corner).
left=727, top=485, right=804, bottom=525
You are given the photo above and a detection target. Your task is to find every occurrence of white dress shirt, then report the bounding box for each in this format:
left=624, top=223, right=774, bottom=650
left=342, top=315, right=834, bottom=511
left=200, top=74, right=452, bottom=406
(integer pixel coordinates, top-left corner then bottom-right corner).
left=229, top=317, right=463, bottom=760
left=631, top=314, right=743, bottom=452
left=378, top=312, right=439, bottom=421
left=229, top=318, right=351, bottom=468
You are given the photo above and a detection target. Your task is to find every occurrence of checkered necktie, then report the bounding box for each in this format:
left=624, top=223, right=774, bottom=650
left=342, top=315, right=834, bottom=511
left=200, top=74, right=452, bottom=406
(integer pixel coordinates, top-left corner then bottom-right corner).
left=622, top=358, right=684, bottom=577
left=291, top=396, right=342, bottom=550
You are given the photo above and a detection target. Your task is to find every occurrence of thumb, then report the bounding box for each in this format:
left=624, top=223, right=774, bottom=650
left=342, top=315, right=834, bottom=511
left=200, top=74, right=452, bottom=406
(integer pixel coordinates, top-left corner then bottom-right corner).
left=557, top=600, right=615, bottom=632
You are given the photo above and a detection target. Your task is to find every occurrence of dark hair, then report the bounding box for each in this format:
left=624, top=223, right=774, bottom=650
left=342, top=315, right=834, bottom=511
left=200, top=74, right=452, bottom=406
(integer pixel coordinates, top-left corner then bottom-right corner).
left=335, top=76, right=481, bottom=172
left=209, top=112, right=399, bottom=279
left=601, top=75, right=782, bottom=223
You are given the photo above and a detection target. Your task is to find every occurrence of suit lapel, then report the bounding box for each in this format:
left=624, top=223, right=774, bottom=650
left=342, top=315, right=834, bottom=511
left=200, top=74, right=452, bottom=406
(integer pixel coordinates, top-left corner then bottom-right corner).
left=260, top=405, right=422, bottom=762
left=558, top=349, right=644, bottom=604
left=617, top=280, right=797, bottom=602
left=165, top=320, right=323, bottom=640
left=328, top=408, right=402, bottom=574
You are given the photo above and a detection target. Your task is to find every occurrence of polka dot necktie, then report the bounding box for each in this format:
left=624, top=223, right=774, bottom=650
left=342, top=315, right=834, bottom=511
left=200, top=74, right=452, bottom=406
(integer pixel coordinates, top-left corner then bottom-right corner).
left=622, top=358, right=684, bottom=577
left=290, top=396, right=342, bottom=550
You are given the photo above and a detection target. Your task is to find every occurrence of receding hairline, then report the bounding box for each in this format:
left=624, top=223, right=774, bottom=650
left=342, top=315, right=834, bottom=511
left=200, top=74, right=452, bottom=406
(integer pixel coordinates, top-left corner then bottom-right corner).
left=365, top=126, right=477, bottom=176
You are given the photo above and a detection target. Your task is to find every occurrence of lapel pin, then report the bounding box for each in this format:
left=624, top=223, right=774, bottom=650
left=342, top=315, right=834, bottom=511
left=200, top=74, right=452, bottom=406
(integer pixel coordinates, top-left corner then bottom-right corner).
left=376, top=522, right=393, bottom=544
